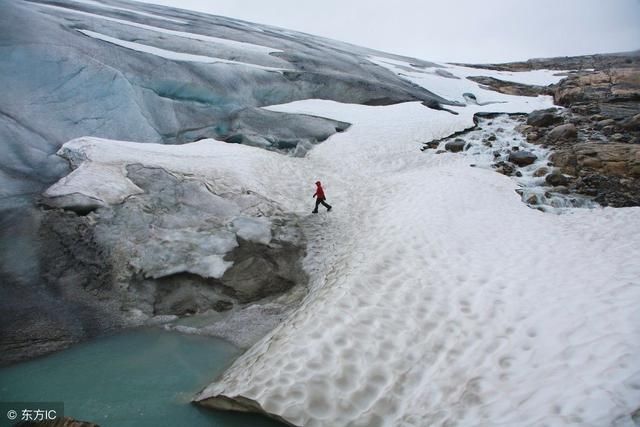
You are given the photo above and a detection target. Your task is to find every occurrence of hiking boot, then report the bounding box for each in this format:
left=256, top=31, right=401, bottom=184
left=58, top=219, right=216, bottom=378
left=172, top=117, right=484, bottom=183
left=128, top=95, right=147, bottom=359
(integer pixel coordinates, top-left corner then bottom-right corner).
left=327, top=206, right=332, bottom=212
left=312, top=210, right=318, bottom=214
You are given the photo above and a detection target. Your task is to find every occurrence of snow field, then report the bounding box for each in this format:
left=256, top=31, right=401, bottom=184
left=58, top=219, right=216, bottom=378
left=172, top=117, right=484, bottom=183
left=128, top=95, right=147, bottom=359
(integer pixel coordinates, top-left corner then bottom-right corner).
left=195, top=100, right=640, bottom=426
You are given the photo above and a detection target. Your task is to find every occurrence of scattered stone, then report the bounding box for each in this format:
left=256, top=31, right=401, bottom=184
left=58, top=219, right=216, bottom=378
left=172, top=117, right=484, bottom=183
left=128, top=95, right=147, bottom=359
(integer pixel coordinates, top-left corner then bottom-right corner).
left=622, top=113, right=640, bottom=131
left=527, top=108, right=563, bottom=127
left=545, top=172, right=569, bottom=186
left=546, top=123, right=577, bottom=143
left=423, top=141, right=439, bottom=150
left=516, top=124, right=533, bottom=133
left=526, top=195, right=538, bottom=205
left=534, top=167, right=549, bottom=177
left=494, top=161, right=516, bottom=176
left=445, top=139, right=466, bottom=153
left=508, top=150, right=537, bottom=166
left=487, top=134, right=497, bottom=141
left=596, top=118, right=615, bottom=129
left=526, top=132, right=539, bottom=142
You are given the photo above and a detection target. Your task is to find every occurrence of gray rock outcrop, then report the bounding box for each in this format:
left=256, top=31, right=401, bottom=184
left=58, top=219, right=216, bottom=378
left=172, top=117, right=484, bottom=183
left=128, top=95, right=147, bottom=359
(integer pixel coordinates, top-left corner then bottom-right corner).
left=546, top=123, right=578, bottom=143
left=470, top=51, right=640, bottom=207
left=2, top=145, right=309, bottom=365
left=527, top=108, right=563, bottom=127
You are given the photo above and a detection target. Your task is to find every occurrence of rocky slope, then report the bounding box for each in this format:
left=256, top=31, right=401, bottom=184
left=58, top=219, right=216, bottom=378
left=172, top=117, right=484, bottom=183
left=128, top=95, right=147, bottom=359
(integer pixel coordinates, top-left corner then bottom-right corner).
left=459, top=51, right=640, bottom=207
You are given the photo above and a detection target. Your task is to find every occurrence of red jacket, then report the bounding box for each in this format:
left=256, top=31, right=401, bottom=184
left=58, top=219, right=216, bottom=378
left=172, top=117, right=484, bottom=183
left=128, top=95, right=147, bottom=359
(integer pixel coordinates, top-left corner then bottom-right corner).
left=313, top=182, right=325, bottom=199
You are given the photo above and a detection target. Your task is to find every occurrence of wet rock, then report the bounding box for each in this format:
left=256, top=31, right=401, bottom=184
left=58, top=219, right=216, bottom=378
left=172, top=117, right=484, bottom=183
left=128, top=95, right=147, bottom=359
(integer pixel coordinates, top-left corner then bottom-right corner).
left=534, top=167, right=549, bottom=177
left=622, top=113, right=640, bottom=131
left=527, top=108, right=563, bottom=127
left=423, top=141, right=440, bottom=150
left=494, top=161, right=516, bottom=176
left=596, top=118, right=616, bottom=129
left=526, top=132, right=540, bottom=142
left=445, top=139, right=466, bottom=153
left=508, top=151, right=537, bottom=166
left=526, top=195, right=538, bottom=205
left=580, top=174, right=640, bottom=207
left=545, top=172, right=569, bottom=186
left=516, top=124, right=533, bottom=133
left=546, top=123, right=577, bottom=143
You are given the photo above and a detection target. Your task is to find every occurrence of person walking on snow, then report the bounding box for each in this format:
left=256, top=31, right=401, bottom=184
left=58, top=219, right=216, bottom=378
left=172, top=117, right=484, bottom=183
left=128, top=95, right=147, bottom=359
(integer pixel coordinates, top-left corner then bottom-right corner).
left=312, top=181, right=332, bottom=213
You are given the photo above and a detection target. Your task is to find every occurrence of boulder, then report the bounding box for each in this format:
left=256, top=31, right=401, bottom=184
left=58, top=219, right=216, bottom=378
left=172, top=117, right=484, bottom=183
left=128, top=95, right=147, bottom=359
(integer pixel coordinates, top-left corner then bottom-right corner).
left=508, top=151, right=537, bottom=166
left=526, top=195, right=538, bottom=205
left=534, top=167, right=549, bottom=177
left=445, top=139, right=466, bottom=153
left=596, top=118, right=616, bottom=129
left=527, top=108, right=563, bottom=127
left=547, top=123, right=577, bottom=143
left=493, top=161, right=516, bottom=176
left=545, top=172, right=569, bottom=186
left=423, top=141, right=439, bottom=150
left=622, top=113, right=640, bottom=131
left=526, top=132, right=540, bottom=142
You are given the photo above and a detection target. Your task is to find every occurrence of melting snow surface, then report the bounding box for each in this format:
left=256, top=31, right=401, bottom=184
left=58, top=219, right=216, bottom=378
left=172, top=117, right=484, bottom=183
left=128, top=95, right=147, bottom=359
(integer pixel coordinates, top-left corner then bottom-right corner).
left=191, top=99, right=640, bottom=427
left=46, top=60, right=640, bottom=426
left=69, top=0, right=189, bottom=24
left=77, top=29, right=286, bottom=71
left=38, top=3, right=281, bottom=54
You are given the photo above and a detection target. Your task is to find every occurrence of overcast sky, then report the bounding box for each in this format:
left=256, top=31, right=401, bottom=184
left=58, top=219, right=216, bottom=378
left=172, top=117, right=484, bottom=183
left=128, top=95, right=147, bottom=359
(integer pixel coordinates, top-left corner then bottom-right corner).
left=134, top=0, right=640, bottom=63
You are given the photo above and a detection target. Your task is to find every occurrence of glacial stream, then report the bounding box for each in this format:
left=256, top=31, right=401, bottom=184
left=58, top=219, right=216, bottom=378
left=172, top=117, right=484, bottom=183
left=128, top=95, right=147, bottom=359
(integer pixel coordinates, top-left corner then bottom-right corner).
left=0, top=329, right=287, bottom=427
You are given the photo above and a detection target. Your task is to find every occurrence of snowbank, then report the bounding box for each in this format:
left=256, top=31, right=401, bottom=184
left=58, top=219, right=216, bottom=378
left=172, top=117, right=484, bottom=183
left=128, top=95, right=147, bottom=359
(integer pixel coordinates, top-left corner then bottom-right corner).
left=194, top=97, right=640, bottom=425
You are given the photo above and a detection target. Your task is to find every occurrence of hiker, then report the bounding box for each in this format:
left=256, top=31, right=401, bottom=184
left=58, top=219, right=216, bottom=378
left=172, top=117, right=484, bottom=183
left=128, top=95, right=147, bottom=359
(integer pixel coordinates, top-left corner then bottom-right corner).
left=312, top=181, right=332, bottom=213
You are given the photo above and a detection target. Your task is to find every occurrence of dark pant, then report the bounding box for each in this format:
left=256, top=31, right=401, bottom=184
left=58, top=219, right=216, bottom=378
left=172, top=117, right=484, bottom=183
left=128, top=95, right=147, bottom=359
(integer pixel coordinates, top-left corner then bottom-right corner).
left=313, top=198, right=331, bottom=213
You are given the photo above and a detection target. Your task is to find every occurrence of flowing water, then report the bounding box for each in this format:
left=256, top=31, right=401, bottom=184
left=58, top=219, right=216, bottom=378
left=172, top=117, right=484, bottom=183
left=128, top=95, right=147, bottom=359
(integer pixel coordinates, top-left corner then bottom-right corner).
left=0, top=329, right=287, bottom=427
